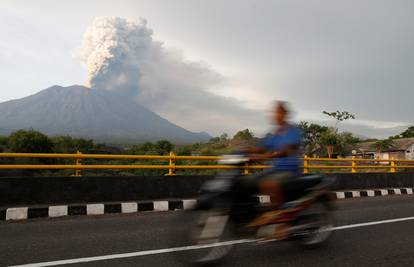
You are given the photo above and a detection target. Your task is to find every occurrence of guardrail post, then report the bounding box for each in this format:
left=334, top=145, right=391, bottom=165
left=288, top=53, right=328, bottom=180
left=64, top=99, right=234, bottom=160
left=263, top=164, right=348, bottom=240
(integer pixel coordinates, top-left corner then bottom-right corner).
left=243, top=162, right=250, bottom=175
left=390, top=157, right=396, bottom=173
left=167, top=152, right=176, bottom=176
left=74, top=151, right=82, bottom=176
left=303, top=155, right=309, bottom=174
left=351, top=156, right=357, bottom=173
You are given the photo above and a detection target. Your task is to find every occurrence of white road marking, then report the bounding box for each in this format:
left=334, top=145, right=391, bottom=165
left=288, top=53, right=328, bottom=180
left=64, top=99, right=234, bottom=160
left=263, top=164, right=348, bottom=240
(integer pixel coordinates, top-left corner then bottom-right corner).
left=10, top=216, right=414, bottom=267
left=9, top=240, right=254, bottom=267
left=332, top=216, right=414, bottom=231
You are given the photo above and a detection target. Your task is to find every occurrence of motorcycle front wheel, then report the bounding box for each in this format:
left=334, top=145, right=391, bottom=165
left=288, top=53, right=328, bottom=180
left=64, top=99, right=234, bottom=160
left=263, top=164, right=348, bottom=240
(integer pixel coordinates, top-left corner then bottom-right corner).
left=171, top=208, right=236, bottom=266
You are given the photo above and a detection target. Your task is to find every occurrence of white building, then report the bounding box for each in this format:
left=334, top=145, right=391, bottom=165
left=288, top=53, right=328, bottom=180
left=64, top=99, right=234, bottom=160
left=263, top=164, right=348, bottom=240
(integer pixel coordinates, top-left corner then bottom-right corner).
left=352, top=138, right=414, bottom=160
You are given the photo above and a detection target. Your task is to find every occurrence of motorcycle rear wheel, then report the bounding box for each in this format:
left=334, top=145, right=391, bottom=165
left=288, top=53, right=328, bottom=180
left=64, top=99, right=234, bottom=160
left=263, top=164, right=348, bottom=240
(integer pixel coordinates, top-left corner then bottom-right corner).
left=294, top=200, right=334, bottom=248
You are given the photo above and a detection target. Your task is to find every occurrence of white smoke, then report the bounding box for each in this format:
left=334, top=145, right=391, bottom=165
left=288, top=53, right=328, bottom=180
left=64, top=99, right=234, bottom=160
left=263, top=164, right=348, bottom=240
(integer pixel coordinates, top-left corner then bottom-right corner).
left=77, top=17, right=154, bottom=92
left=77, top=17, right=265, bottom=135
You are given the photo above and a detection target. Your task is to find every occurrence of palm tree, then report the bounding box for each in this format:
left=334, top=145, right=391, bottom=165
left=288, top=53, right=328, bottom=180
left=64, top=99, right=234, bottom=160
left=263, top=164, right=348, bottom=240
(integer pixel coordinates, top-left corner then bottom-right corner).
left=370, top=139, right=395, bottom=159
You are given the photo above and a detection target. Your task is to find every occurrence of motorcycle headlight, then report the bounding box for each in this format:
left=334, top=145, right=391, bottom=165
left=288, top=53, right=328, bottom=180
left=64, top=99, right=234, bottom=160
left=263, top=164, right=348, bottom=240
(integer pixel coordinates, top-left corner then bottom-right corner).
left=218, top=154, right=248, bottom=165
left=202, top=179, right=232, bottom=192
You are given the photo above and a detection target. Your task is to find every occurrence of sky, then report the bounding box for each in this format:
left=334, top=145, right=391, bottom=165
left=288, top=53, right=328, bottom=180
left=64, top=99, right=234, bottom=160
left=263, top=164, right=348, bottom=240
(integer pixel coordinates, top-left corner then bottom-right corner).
left=1, top=0, right=413, bottom=138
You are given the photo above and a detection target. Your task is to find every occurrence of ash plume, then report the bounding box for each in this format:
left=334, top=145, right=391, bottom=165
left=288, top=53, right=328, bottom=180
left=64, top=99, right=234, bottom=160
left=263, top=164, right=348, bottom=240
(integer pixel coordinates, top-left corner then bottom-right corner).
left=76, top=17, right=264, bottom=135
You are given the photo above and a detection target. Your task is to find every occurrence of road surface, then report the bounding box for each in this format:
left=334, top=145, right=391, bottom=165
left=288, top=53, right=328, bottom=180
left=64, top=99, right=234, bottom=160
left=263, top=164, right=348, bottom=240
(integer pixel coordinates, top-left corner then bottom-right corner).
left=1, top=195, right=414, bottom=267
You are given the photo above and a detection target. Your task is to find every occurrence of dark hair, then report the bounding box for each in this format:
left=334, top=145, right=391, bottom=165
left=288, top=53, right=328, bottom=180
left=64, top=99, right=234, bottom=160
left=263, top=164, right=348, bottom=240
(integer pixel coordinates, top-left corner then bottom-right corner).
left=275, top=101, right=289, bottom=114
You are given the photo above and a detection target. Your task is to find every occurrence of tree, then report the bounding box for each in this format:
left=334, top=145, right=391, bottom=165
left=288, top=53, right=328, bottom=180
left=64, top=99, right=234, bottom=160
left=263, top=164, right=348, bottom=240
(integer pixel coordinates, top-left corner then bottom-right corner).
left=320, top=129, right=341, bottom=158
left=8, top=129, right=53, bottom=153
left=337, top=131, right=361, bottom=155
left=219, top=133, right=229, bottom=143
left=52, top=136, right=75, bottom=153
left=233, top=129, right=254, bottom=141
left=0, top=136, right=9, bottom=152
left=390, top=126, right=414, bottom=139
left=208, top=137, right=221, bottom=144
left=323, top=110, right=356, bottom=130
left=51, top=136, right=97, bottom=153
left=155, top=140, right=174, bottom=155
left=73, top=138, right=95, bottom=152
left=370, top=139, right=395, bottom=156
left=130, top=142, right=157, bottom=155
left=298, top=121, right=329, bottom=156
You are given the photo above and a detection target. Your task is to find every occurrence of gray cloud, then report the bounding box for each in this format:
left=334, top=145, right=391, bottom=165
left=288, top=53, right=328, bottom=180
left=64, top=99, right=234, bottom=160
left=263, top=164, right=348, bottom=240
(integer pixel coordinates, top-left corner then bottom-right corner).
left=242, top=0, right=414, bottom=136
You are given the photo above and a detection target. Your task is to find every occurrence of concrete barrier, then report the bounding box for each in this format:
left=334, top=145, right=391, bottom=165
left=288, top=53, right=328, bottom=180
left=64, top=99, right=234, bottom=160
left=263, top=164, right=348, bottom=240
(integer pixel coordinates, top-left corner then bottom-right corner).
left=330, top=172, right=414, bottom=190
left=1, top=173, right=414, bottom=207
left=0, top=175, right=212, bottom=207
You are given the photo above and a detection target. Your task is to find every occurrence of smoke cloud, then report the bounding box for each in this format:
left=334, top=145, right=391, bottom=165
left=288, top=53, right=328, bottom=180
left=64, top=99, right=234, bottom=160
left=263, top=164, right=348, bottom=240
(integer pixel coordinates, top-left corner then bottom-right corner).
left=76, top=17, right=265, bottom=136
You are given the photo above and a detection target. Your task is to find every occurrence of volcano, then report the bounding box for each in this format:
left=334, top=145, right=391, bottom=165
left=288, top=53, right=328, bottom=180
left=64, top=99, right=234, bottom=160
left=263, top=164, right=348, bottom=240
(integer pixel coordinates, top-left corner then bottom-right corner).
left=0, top=85, right=211, bottom=143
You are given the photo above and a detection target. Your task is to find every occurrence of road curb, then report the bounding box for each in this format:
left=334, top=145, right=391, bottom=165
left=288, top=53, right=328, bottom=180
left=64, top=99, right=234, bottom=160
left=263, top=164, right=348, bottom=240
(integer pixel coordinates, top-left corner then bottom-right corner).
left=336, top=188, right=414, bottom=199
left=1, top=188, right=413, bottom=221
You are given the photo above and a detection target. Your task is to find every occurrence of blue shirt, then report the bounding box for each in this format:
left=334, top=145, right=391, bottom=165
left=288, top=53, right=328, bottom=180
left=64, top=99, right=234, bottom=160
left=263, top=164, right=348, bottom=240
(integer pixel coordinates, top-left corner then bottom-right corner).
left=261, top=124, right=301, bottom=173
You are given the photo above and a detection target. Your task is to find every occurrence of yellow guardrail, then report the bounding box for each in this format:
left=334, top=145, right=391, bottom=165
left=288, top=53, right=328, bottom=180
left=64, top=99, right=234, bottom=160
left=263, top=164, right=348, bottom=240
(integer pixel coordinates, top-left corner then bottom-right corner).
left=0, top=152, right=414, bottom=176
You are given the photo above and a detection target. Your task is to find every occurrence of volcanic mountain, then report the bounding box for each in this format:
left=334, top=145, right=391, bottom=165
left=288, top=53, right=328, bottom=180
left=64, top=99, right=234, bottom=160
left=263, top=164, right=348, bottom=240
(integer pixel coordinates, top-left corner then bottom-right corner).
left=0, top=85, right=211, bottom=143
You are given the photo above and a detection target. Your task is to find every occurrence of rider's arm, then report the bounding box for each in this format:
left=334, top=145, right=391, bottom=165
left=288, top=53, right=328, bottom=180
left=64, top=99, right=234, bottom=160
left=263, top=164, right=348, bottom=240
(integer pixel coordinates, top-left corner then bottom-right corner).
left=251, top=127, right=301, bottom=161
left=247, top=146, right=266, bottom=154
left=269, top=144, right=299, bottom=158
left=251, top=144, right=299, bottom=160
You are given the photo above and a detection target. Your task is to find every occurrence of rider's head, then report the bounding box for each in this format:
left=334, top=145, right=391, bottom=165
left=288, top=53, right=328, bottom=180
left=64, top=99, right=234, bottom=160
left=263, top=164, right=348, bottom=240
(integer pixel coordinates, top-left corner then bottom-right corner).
left=273, top=101, right=289, bottom=126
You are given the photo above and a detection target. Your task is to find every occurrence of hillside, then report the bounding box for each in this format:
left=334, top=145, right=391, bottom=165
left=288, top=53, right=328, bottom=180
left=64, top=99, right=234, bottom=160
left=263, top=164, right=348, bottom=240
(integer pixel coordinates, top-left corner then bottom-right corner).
left=0, top=85, right=210, bottom=143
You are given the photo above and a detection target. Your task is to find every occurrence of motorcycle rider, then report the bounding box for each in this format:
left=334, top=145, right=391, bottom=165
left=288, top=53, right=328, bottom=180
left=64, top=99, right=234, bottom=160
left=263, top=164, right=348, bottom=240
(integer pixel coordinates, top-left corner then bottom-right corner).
left=249, top=101, right=302, bottom=239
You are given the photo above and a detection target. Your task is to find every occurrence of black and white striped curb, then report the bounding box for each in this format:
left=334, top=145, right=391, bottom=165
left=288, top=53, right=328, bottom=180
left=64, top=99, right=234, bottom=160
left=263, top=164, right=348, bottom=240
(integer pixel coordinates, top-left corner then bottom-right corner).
left=0, top=199, right=198, bottom=221
left=336, top=188, right=414, bottom=199
left=1, top=188, right=413, bottom=221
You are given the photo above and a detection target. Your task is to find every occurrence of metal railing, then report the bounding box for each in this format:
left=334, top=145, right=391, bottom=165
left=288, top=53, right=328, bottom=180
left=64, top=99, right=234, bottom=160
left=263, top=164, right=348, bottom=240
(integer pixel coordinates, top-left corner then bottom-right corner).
left=0, top=153, right=414, bottom=176
left=302, top=156, right=414, bottom=174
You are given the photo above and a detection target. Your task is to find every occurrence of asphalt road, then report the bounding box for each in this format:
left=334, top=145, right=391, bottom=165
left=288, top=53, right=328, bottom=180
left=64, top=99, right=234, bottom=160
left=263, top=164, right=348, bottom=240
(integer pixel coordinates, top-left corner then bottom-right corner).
left=1, top=195, right=414, bottom=267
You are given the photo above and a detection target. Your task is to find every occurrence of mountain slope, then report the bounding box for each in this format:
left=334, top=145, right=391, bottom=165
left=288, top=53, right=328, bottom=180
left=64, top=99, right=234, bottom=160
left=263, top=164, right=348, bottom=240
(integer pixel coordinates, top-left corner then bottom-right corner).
left=0, top=85, right=210, bottom=143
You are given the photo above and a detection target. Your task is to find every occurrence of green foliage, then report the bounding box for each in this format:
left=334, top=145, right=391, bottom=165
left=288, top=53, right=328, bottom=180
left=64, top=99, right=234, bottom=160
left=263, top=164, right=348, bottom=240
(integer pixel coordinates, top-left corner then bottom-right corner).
left=390, top=126, right=414, bottom=139
left=51, top=136, right=98, bottom=153
left=8, top=129, right=53, bottom=153
left=322, top=110, right=356, bottom=122
left=73, top=138, right=96, bottom=152
left=298, top=121, right=329, bottom=156
left=335, top=132, right=361, bottom=156
left=299, top=121, right=360, bottom=157
left=323, top=110, right=356, bottom=130
left=318, top=110, right=358, bottom=157
left=51, top=136, right=74, bottom=153
left=320, top=128, right=341, bottom=158
left=129, top=140, right=174, bottom=155
left=155, top=140, right=174, bottom=155
left=0, top=136, right=8, bottom=152
left=233, top=129, right=254, bottom=141
left=370, top=139, right=396, bottom=153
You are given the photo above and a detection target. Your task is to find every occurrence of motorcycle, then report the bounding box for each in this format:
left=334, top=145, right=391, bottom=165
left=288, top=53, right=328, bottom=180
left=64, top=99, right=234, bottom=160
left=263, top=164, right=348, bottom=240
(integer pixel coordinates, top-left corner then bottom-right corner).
left=171, top=154, right=336, bottom=265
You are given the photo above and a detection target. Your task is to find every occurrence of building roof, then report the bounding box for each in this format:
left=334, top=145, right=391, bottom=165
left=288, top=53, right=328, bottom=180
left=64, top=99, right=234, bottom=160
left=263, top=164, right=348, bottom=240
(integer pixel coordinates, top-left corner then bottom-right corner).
left=353, top=137, right=414, bottom=153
